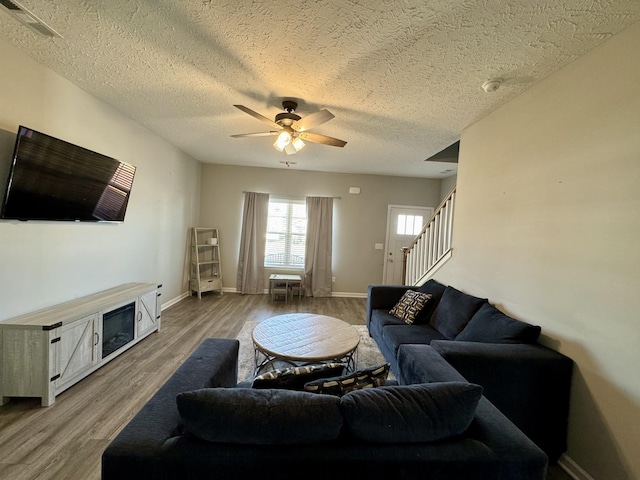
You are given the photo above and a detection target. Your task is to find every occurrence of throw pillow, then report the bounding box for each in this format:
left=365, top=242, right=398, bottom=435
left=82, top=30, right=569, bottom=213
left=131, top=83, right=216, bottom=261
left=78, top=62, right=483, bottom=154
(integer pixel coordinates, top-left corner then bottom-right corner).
left=339, top=382, right=483, bottom=443
left=251, top=363, right=346, bottom=390
left=456, top=303, right=541, bottom=344
left=429, top=286, right=487, bottom=339
left=389, top=290, right=432, bottom=324
left=177, top=388, right=343, bottom=445
left=414, top=279, right=447, bottom=324
left=303, top=363, right=390, bottom=396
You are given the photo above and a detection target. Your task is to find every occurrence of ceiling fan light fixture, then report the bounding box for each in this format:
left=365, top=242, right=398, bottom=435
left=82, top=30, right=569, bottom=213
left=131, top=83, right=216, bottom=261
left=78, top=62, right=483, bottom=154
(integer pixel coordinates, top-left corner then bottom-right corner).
left=233, top=102, right=346, bottom=153
left=292, top=137, right=305, bottom=152
left=274, top=131, right=291, bottom=151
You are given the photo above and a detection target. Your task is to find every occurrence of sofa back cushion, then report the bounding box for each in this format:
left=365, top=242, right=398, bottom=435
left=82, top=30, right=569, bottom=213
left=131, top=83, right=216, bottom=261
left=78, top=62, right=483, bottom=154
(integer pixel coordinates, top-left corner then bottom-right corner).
left=177, top=388, right=342, bottom=444
left=414, top=279, right=447, bottom=324
left=339, top=382, right=483, bottom=443
left=455, top=303, right=542, bottom=344
left=429, top=286, right=487, bottom=339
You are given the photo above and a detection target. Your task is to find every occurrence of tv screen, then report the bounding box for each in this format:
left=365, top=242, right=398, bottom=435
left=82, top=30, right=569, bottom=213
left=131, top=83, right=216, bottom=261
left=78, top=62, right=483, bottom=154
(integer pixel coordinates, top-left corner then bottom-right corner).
left=0, top=126, right=136, bottom=222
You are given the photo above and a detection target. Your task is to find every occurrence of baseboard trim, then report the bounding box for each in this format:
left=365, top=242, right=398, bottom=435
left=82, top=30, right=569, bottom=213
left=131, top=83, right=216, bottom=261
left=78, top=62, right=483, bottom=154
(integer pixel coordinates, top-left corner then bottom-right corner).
left=161, top=291, right=190, bottom=311
left=331, top=291, right=367, bottom=298
left=557, top=454, right=594, bottom=480
left=220, top=289, right=367, bottom=299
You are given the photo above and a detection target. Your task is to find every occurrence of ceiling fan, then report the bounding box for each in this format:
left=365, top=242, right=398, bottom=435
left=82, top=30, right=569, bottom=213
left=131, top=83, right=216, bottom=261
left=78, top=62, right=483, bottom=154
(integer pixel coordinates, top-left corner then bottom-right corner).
left=231, top=101, right=347, bottom=155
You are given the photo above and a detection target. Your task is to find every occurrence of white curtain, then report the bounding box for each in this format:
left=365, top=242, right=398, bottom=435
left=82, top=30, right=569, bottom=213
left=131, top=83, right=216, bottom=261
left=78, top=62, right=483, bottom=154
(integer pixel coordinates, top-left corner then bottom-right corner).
left=304, top=196, right=333, bottom=297
left=237, top=192, right=269, bottom=294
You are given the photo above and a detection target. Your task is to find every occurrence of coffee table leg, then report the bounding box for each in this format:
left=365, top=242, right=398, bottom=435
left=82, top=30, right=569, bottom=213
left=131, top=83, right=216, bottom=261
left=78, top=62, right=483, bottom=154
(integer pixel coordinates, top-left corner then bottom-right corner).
left=253, top=346, right=271, bottom=376
left=342, top=347, right=358, bottom=373
left=253, top=344, right=299, bottom=376
left=253, top=346, right=356, bottom=376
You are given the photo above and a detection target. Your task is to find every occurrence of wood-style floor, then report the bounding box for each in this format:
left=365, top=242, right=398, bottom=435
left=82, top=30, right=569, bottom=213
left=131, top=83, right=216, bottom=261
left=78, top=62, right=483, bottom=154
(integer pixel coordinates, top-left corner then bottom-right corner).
left=0, top=293, right=571, bottom=480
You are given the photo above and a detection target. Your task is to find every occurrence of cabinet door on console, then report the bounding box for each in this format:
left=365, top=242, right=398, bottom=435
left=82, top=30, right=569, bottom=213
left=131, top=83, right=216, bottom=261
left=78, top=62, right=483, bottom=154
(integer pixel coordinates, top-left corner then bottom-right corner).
left=53, top=314, right=99, bottom=392
left=136, top=290, right=159, bottom=338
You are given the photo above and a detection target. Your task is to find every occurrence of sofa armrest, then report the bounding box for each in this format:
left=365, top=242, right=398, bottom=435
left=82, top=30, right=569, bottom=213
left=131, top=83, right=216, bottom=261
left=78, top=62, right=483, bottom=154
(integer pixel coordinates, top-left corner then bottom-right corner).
left=396, top=344, right=468, bottom=385
left=366, top=284, right=415, bottom=329
left=396, top=344, right=547, bottom=479
left=102, top=338, right=239, bottom=478
left=471, top=398, right=548, bottom=480
left=430, top=340, right=573, bottom=463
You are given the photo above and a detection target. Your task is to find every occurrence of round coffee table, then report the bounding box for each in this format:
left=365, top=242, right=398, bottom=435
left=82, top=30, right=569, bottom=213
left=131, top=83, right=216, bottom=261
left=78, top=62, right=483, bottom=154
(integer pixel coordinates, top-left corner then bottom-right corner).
left=252, top=313, right=360, bottom=375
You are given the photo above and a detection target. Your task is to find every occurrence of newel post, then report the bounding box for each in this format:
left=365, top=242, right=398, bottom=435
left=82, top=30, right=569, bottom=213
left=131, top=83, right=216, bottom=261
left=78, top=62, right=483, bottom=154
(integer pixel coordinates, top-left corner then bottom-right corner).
left=401, top=247, right=409, bottom=285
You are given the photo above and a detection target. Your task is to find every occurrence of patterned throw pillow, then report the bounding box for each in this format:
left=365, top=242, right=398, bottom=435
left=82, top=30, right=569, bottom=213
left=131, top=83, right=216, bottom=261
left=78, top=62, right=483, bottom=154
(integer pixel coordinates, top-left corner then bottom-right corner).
left=389, top=290, right=432, bottom=324
left=303, top=364, right=390, bottom=396
left=251, top=363, right=346, bottom=390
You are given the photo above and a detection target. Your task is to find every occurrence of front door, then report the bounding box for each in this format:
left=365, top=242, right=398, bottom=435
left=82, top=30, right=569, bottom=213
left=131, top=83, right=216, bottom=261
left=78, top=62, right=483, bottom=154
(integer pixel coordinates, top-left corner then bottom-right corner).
left=383, top=205, right=433, bottom=284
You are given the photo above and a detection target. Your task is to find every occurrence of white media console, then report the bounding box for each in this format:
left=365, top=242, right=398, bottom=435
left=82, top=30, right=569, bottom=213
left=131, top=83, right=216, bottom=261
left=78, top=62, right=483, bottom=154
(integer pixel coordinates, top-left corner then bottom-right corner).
left=0, top=283, right=161, bottom=406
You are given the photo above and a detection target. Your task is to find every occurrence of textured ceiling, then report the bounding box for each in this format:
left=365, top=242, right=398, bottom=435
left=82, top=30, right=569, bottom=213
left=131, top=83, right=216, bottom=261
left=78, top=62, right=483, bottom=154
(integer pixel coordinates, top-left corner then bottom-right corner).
left=1, top=1, right=638, bottom=178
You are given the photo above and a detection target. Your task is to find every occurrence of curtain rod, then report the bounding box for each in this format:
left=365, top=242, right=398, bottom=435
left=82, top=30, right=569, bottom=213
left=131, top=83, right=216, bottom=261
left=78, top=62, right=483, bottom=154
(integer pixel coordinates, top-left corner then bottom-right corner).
left=242, top=191, right=341, bottom=199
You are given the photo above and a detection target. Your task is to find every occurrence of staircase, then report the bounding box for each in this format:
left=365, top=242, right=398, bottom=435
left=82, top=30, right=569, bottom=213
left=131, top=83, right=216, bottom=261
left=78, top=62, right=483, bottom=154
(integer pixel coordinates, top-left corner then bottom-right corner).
left=402, top=186, right=456, bottom=285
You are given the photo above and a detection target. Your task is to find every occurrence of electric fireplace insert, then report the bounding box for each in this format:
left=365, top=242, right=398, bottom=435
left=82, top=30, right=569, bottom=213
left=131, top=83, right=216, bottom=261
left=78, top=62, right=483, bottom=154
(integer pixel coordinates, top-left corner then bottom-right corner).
left=102, top=302, right=135, bottom=358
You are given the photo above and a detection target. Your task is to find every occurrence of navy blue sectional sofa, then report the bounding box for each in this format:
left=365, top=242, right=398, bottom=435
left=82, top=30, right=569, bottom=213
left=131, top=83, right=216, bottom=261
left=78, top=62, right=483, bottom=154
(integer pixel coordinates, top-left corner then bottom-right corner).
left=366, top=280, right=573, bottom=463
left=102, top=338, right=548, bottom=480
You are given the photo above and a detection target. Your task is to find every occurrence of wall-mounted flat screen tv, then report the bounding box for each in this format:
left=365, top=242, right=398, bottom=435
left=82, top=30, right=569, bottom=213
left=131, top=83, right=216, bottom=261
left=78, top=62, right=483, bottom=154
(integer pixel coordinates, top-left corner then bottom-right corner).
left=0, top=126, right=136, bottom=222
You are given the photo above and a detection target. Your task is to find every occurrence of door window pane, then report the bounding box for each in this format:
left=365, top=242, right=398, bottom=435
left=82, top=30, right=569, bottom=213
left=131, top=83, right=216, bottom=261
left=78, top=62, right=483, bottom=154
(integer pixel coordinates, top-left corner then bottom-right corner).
left=396, top=214, right=423, bottom=235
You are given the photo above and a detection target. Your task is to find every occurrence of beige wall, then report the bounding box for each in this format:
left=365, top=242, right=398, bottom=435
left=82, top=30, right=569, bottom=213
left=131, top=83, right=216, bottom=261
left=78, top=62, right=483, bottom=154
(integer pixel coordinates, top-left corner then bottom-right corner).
left=0, top=39, right=201, bottom=320
left=199, top=164, right=440, bottom=295
left=439, top=174, right=457, bottom=201
left=436, top=22, right=640, bottom=479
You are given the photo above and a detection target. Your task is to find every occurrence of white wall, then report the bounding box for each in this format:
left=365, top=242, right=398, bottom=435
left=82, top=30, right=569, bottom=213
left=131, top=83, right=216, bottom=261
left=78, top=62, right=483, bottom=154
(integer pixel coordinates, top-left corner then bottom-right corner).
left=436, top=22, right=640, bottom=479
left=199, top=164, right=441, bottom=295
left=0, top=39, right=201, bottom=320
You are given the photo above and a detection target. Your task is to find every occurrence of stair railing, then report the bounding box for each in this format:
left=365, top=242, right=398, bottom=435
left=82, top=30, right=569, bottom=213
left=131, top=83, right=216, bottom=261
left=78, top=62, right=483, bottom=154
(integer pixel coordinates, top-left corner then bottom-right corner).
left=402, top=186, right=456, bottom=285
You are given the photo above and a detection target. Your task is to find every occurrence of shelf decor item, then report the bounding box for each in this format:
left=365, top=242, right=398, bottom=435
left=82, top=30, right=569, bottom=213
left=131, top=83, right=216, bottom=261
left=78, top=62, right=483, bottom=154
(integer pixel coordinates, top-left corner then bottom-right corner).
left=190, top=227, right=223, bottom=298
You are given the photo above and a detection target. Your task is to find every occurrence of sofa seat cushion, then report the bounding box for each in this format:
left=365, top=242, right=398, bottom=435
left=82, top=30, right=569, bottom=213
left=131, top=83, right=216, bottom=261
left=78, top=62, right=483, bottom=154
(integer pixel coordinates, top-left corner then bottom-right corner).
left=369, top=309, right=406, bottom=339
left=456, top=303, right=541, bottom=344
left=381, top=324, right=447, bottom=357
left=177, top=388, right=343, bottom=445
left=429, top=286, right=487, bottom=339
left=339, top=382, right=483, bottom=443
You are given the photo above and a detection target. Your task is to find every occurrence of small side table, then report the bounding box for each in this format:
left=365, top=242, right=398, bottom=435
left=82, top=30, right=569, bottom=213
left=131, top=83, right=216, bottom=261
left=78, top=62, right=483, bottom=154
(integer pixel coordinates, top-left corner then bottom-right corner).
left=268, top=274, right=302, bottom=303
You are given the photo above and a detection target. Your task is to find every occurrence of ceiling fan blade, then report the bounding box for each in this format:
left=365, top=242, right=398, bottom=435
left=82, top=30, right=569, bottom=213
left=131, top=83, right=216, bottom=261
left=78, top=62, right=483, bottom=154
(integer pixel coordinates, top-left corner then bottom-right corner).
left=298, top=131, right=347, bottom=147
left=230, top=131, right=279, bottom=138
left=233, top=105, right=281, bottom=129
left=292, top=109, right=335, bottom=132
left=284, top=143, right=297, bottom=155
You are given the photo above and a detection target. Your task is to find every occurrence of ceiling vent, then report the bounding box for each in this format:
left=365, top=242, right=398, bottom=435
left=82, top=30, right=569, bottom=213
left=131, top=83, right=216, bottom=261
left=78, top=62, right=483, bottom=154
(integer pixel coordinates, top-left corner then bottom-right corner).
left=0, top=0, right=62, bottom=38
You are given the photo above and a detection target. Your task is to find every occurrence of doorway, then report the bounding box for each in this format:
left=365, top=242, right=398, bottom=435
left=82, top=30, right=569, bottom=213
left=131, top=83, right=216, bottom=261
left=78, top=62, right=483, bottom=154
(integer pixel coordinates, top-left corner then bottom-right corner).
left=383, top=205, right=433, bottom=284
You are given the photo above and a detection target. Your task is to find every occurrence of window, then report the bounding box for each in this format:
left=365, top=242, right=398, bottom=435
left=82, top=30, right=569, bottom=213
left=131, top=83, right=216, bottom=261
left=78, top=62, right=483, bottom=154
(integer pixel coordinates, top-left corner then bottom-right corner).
left=397, top=214, right=423, bottom=235
left=265, top=198, right=306, bottom=268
